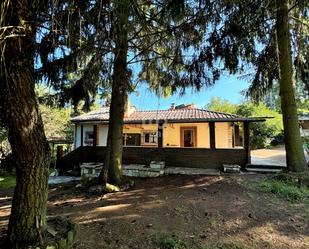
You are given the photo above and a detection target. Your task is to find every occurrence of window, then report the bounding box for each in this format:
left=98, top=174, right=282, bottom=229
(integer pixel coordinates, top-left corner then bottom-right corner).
left=123, top=133, right=141, bottom=146
left=142, top=131, right=157, bottom=145
left=85, top=131, right=94, bottom=140
left=84, top=131, right=94, bottom=145
left=233, top=122, right=244, bottom=148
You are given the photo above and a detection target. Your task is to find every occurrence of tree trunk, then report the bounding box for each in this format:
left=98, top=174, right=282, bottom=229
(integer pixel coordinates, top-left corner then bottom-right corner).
left=98, top=0, right=129, bottom=185
left=276, top=0, right=307, bottom=172
left=1, top=1, right=50, bottom=248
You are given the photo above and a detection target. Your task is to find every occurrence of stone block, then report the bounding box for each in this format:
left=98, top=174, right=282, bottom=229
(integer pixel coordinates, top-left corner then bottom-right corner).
left=223, top=164, right=241, bottom=173
left=150, top=161, right=165, bottom=169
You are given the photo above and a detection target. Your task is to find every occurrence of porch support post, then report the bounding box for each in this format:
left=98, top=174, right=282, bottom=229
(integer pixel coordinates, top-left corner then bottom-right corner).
left=209, top=122, right=216, bottom=150
left=158, top=121, right=163, bottom=148
left=80, top=124, right=84, bottom=147
left=74, top=124, right=77, bottom=149
left=244, top=121, right=251, bottom=166
left=93, top=124, right=98, bottom=146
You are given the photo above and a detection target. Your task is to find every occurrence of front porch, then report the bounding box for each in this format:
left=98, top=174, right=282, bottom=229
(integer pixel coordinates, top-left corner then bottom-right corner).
left=57, top=145, right=250, bottom=174
left=75, top=120, right=250, bottom=151
left=59, top=120, right=254, bottom=174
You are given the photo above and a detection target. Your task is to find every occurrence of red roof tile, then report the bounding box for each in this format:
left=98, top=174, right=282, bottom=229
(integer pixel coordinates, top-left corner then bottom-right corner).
left=71, top=107, right=267, bottom=123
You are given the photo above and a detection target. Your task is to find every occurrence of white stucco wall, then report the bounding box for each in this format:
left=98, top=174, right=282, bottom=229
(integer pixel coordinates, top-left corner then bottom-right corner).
left=75, top=124, right=96, bottom=148
left=98, top=125, right=108, bottom=146
left=75, top=125, right=81, bottom=148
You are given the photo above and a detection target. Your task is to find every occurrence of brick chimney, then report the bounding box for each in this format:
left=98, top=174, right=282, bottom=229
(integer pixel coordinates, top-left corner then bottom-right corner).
left=169, top=103, right=176, bottom=110
left=124, top=97, right=137, bottom=117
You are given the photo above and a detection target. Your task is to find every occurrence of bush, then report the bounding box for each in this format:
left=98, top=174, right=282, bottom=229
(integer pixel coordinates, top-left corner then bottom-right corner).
left=236, top=103, right=283, bottom=149
left=270, top=132, right=285, bottom=146
left=0, top=170, right=16, bottom=188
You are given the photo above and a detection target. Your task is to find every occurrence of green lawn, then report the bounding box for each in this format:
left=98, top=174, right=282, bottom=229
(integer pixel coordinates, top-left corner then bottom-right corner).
left=0, top=172, right=16, bottom=188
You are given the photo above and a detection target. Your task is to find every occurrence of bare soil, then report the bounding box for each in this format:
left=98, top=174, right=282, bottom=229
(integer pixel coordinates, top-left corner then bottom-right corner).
left=1, top=175, right=309, bottom=249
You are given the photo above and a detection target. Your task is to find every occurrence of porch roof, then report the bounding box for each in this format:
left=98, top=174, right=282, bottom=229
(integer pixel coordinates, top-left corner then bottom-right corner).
left=71, top=107, right=268, bottom=124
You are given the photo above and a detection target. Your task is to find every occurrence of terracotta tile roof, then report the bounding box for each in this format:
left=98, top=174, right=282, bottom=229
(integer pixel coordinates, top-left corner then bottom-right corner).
left=71, top=107, right=110, bottom=122
left=71, top=107, right=266, bottom=123
left=127, top=109, right=237, bottom=121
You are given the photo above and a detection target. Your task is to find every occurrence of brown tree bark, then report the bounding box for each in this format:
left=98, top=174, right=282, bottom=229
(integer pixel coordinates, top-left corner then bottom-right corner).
left=276, top=0, right=307, bottom=172
left=1, top=1, right=50, bottom=248
left=98, top=0, right=129, bottom=185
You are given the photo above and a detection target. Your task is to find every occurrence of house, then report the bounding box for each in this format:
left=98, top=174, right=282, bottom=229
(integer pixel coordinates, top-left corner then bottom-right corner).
left=71, top=103, right=265, bottom=149
left=299, top=116, right=309, bottom=138
left=59, top=103, right=266, bottom=172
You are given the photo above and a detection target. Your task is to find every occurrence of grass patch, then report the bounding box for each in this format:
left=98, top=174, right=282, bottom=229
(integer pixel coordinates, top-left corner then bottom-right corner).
left=256, top=175, right=309, bottom=202
left=157, top=235, right=188, bottom=249
left=202, top=242, right=248, bottom=249
left=0, top=171, right=16, bottom=188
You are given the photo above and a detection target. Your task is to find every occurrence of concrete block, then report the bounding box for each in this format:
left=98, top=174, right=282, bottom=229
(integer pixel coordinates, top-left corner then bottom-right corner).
left=150, top=161, right=165, bottom=169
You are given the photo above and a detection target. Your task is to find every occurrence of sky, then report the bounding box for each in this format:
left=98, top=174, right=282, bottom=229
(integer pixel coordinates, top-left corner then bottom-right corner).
left=129, top=74, right=250, bottom=111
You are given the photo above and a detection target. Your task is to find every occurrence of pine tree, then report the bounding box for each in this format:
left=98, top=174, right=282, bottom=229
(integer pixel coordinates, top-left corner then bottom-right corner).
left=1, top=1, right=49, bottom=247
left=202, top=0, right=308, bottom=172
left=97, top=1, right=223, bottom=184
left=0, top=0, right=103, bottom=247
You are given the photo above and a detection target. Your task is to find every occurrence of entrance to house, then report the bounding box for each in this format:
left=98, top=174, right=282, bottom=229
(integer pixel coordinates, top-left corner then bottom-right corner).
left=181, top=127, right=196, bottom=147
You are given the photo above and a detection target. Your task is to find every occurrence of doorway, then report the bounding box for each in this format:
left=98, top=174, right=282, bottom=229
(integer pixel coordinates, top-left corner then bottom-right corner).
left=180, top=127, right=197, bottom=147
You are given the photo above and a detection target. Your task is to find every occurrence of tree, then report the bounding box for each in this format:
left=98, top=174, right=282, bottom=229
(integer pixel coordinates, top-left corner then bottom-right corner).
left=102, top=0, right=130, bottom=184
left=206, top=97, right=238, bottom=114
left=98, top=1, right=223, bottom=184
left=1, top=1, right=50, bottom=247
left=203, top=0, right=308, bottom=172
left=275, top=0, right=307, bottom=172
left=1, top=0, right=103, bottom=247
left=206, top=97, right=283, bottom=149
left=237, top=102, right=283, bottom=149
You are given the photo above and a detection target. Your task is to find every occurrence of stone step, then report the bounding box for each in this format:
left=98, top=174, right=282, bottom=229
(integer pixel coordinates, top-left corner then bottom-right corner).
left=164, top=167, right=220, bottom=176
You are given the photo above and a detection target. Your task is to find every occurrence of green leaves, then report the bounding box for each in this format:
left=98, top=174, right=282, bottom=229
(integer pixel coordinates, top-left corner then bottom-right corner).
left=206, top=97, right=283, bottom=149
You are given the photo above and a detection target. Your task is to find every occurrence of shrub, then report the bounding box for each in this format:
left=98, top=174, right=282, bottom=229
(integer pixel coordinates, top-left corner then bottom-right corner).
left=0, top=170, right=16, bottom=188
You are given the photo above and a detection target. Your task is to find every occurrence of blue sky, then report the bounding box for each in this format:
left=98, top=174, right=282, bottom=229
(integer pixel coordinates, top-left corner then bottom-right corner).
left=129, top=74, right=249, bottom=110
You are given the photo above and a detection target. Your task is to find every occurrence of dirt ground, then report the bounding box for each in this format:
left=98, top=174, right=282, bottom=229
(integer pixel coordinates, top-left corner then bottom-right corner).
left=1, top=175, right=309, bottom=249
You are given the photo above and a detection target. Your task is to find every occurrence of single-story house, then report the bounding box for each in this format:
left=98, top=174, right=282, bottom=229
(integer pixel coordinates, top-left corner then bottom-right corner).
left=299, top=116, right=309, bottom=137
left=57, top=103, right=266, bottom=172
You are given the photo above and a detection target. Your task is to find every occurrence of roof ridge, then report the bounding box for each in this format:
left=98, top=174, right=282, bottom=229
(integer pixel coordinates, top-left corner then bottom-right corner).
left=132, top=108, right=238, bottom=117
left=197, top=108, right=238, bottom=116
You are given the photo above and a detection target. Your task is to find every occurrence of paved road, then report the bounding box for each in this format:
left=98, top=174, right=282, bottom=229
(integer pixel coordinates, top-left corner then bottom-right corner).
left=48, top=176, right=81, bottom=185
left=251, top=146, right=309, bottom=166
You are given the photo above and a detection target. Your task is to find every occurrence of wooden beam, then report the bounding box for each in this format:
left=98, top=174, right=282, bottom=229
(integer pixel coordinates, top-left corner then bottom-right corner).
left=158, top=122, right=163, bottom=148
left=209, top=122, right=216, bottom=150
left=80, top=124, right=84, bottom=147
left=243, top=121, right=251, bottom=166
